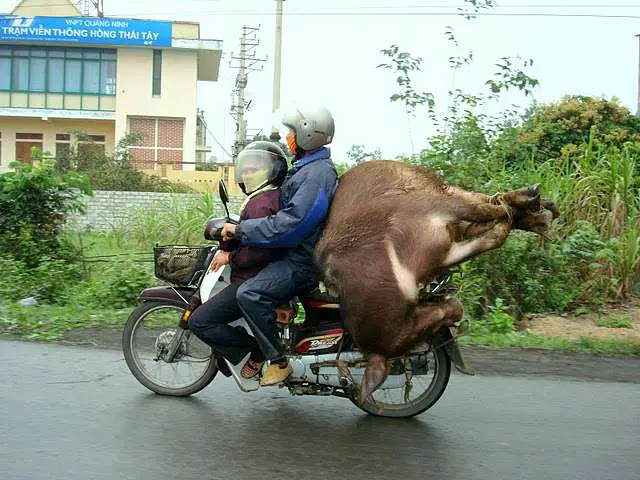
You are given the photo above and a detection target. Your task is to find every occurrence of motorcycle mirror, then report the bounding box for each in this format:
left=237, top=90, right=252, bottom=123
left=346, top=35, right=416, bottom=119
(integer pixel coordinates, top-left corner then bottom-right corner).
left=218, top=179, right=231, bottom=219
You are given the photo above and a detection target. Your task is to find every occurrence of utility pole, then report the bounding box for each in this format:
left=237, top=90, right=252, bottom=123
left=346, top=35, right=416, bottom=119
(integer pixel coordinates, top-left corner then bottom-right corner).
left=636, top=34, right=640, bottom=116
left=270, top=0, right=285, bottom=142
left=230, top=26, right=266, bottom=158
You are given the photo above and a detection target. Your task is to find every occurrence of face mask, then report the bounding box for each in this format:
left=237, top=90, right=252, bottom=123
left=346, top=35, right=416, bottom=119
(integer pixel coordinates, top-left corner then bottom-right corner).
left=286, top=130, right=298, bottom=157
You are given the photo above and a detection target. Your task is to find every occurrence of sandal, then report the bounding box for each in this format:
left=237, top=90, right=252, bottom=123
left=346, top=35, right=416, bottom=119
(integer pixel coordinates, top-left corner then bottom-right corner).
left=241, top=358, right=264, bottom=379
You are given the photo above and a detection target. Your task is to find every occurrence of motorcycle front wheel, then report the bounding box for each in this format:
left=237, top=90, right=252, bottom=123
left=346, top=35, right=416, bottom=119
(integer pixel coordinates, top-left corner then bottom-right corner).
left=351, top=344, right=451, bottom=418
left=123, top=300, right=218, bottom=396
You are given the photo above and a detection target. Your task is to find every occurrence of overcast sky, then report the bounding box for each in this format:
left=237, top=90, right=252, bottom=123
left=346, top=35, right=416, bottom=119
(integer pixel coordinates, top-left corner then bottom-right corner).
left=2, top=0, right=640, bottom=163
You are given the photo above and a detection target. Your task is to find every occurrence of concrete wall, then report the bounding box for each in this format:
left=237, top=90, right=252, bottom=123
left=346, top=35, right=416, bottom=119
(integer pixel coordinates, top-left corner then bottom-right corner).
left=68, top=190, right=244, bottom=231
left=141, top=165, right=243, bottom=196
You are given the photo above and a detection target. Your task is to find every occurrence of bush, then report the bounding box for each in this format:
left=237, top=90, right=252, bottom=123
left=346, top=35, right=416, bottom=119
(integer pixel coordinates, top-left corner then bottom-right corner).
left=0, top=255, right=82, bottom=304
left=458, top=231, right=578, bottom=320
left=0, top=256, right=31, bottom=301
left=481, top=298, right=515, bottom=334
left=0, top=160, right=90, bottom=267
left=56, top=132, right=195, bottom=193
left=561, top=221, right=619, bottom=304
left=87, top=263, right=154, bottom=309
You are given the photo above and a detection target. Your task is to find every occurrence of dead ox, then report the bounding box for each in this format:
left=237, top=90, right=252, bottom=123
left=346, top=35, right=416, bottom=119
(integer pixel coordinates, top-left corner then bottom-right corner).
left=314, top=160, right=559, bottom=405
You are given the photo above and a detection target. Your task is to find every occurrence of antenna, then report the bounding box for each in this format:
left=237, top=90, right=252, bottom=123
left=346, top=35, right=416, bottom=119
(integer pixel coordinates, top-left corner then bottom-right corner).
left=77, top=0, right=104, bottom=17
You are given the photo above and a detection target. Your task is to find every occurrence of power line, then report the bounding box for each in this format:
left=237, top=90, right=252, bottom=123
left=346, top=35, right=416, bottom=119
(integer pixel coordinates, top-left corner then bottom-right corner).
left=205, top=124, right=233, bottom=160
left=9, top=1, right=640, bottom=7
left=8, top=2, right=640, bottom=12
left=106, top=11, right=640, bottom=20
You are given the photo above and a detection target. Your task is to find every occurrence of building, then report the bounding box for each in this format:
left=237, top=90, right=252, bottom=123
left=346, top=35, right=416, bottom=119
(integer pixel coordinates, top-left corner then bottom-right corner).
left=0, top=0, right=222, bottom=174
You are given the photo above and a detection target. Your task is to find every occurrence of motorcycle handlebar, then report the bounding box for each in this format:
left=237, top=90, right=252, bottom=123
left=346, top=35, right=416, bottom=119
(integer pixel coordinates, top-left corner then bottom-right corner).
left=204, top=216, right=239, bottom=241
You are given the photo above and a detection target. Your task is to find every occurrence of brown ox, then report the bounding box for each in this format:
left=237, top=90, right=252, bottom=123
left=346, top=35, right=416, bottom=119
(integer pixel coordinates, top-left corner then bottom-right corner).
left=314, top=160, right=559, bottom=405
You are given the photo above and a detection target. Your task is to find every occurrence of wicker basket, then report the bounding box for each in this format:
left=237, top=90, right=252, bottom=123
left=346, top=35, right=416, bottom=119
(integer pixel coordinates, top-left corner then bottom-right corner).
left=153, top=245, right=212, bottom=286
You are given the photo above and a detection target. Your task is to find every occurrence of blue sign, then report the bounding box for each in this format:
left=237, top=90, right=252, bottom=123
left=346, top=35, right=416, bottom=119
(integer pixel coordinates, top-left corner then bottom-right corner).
left=0, top=15, right=172, bottom=47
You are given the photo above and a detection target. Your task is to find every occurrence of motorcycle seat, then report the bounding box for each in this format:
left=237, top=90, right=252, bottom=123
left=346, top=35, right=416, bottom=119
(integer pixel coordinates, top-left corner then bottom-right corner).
left=299, top=288, right=340, bottom=305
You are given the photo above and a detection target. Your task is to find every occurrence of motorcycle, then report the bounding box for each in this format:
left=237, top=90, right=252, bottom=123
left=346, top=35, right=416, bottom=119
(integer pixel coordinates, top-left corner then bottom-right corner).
left=122, top=180, right=473, bottom=418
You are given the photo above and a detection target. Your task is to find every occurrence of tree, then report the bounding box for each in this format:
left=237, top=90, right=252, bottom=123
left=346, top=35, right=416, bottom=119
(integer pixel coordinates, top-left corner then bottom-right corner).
left=251, top=133, right=292, bottom=160
left=346, top=144, right=383, bottom=164
left=494, top=96, right=640, bottom=165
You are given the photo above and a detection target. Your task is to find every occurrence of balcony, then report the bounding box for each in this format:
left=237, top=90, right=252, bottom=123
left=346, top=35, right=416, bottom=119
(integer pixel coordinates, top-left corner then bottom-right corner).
left=0, top=45, right=116, bottom=119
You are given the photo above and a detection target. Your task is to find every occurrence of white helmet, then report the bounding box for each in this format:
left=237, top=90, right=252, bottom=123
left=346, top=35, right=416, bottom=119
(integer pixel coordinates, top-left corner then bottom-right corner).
left=281, top=104, right=335, bottom=152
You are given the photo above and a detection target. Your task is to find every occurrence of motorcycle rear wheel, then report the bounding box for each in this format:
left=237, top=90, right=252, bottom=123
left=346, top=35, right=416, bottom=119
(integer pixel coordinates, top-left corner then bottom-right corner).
left=123, top=300, right=218, bottom=396
left=351, top=345, right=451, bottom=418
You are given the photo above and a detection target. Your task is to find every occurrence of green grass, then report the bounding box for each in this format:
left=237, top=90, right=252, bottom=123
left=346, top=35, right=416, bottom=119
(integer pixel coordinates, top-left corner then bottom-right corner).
left=594, top=314, right=632, bottom=329
left=2, top=300, right=639, bottom=356
left=459, top=331, right=640, bottom=355
left=0, top=302, right=130, bottom=341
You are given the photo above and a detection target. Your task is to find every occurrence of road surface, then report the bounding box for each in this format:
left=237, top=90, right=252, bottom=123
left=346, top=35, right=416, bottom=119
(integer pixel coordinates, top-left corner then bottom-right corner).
left=1, top=339, right=638, bottom=480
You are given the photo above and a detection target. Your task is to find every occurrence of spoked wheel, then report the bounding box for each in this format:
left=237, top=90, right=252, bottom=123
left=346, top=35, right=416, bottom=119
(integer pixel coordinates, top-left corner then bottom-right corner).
left=123, top=300, right=218, bottom=396
left=351, top=343, right=451, bottom=418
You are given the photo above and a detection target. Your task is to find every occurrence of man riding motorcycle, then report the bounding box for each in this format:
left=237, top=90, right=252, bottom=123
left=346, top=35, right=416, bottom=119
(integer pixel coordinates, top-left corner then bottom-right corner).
left=222, top=104, right=339, bottom=386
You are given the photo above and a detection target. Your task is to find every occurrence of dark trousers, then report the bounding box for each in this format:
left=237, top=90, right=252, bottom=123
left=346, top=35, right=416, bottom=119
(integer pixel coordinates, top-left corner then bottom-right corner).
left=236, top=258, right=317, bottom=361
left=188, top=282, right=261, bottom=365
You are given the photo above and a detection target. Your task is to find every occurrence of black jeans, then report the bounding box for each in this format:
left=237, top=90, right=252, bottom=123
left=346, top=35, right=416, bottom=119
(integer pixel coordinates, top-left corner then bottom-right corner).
left=188, top=282, right=262, bottom=365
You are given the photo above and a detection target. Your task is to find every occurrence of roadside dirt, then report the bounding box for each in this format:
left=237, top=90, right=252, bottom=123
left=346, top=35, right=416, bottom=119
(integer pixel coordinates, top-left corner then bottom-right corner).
left=520, top=299, right=640, bottom=342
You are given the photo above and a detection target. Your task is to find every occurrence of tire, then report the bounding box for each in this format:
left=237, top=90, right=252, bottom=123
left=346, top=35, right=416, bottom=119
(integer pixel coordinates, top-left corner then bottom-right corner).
left=352, top=346, right=451, bottom=418
left=122, top=300, right=218, bottom=396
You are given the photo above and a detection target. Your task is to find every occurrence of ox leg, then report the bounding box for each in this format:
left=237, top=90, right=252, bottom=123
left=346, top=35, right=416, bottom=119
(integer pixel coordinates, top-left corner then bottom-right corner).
left=447, top=186, right=492, bottom=204
left=443, top=220, right=511, bottom=267
left=387, top=298, right=464, bottom=354
left=357, top=299, right=464, bottom=407
left=359, top=354, right=390, bottom=407
left=449, top=184, right=542, bottom=214
left=444, top=188, right=513, bottom=223
left=413, top=298, right=464, bottom=334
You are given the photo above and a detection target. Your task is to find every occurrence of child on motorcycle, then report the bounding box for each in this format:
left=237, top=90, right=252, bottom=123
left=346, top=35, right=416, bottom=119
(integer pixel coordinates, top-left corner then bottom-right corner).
left=188, top=141, right=289, bottom=379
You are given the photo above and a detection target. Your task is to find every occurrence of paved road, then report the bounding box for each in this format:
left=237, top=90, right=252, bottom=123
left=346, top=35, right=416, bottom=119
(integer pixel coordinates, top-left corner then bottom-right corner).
left=1, top=339, right=638, bottom=480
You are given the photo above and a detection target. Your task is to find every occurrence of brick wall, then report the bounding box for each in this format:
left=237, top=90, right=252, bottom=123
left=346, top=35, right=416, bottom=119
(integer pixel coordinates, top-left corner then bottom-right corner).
left=129, top=117, right=185, bottom=170
left=67, top=190, right=244, bottom=231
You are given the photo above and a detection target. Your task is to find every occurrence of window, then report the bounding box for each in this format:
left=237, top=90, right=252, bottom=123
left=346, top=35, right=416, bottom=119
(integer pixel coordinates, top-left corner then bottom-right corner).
left=0, top=58, right=10, bottom=90
left=64, top=59, right=82, bottom=92
left=0, top=46, right=117, bottom=95
left=12, top=57, right=29, bottom=90
left=29, top=57, right=46, bottom=92
left=48, top=59, right=64, bottom=92
left=78, top=134, right=106, bottom=156
left=15, top=133, right=43, bottom=165
left=16, top=133, right=44, bottom=140
left=55, top=134, right=71, bottom=159
left=152, top=50, right=162, bottom=96
left=101, top=61, right=116, bottom=95
left=83, top=61, right=101, bottom=94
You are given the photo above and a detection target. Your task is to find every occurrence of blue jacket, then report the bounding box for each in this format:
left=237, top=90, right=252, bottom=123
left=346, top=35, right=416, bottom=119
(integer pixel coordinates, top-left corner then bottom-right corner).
left=235, top=147, right=338, bottom=266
